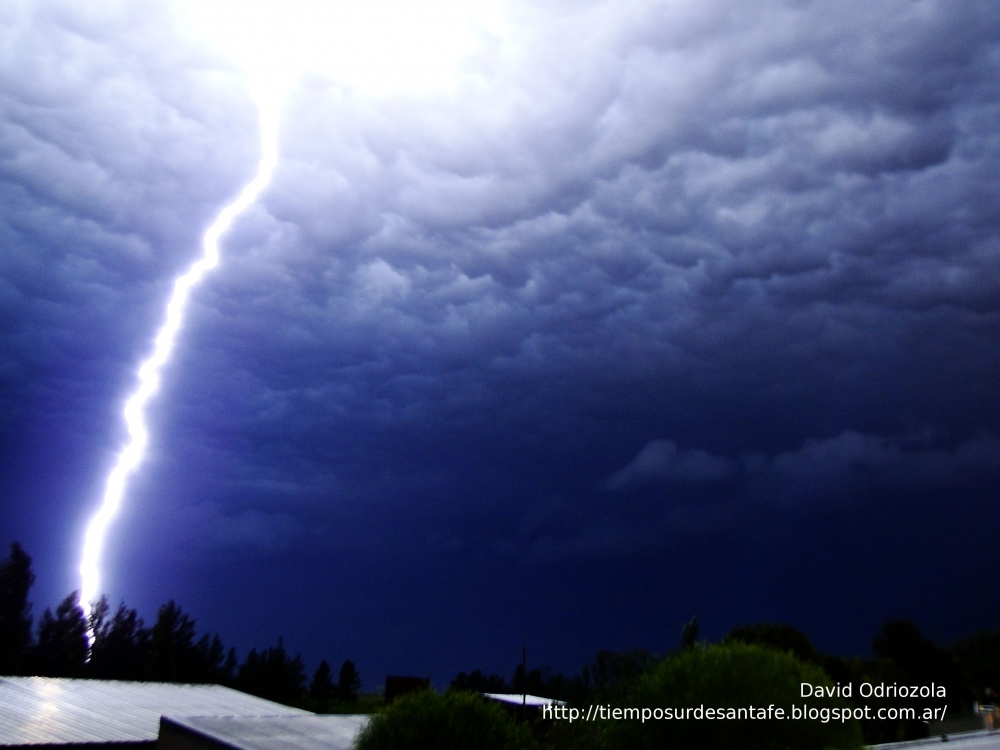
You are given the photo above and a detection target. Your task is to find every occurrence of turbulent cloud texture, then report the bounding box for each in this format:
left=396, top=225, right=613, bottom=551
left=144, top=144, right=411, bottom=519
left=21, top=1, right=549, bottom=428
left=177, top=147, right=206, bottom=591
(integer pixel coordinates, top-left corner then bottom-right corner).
left=2, top=0, right=999, bottom=683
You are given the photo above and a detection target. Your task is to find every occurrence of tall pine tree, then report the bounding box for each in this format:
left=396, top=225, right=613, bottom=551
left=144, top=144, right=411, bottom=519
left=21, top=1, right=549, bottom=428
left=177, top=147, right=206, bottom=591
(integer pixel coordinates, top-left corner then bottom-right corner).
left=36, top=592, right=88, bottom=676
left=0, top=542, right=35, bottom=674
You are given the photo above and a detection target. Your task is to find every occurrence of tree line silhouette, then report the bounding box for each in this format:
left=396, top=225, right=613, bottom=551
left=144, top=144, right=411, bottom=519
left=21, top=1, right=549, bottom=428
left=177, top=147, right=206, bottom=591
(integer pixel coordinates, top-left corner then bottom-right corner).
left=0, top=542, right=359, bottom=709
left=449, top=622, right=999, bottom=744
left=4, top=540, right=1000, bottom=744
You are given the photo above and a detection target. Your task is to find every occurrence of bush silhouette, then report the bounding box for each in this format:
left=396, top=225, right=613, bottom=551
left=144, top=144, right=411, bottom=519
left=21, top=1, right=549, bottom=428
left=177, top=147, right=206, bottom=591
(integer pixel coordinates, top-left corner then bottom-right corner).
left=605, top=642, right=863, bottom=750
left=354, top=690, right=533, bottom=750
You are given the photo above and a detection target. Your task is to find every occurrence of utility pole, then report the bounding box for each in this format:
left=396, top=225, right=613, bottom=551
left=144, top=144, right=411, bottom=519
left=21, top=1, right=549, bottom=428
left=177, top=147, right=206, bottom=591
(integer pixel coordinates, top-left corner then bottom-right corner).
left=520, top=645, right=527, bottom=721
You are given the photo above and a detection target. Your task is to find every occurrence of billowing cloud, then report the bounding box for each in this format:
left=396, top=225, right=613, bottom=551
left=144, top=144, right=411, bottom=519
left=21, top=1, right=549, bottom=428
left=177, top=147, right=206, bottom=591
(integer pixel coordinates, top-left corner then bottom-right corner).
left=746, top=430, right=1000, bottom=505
left=607, top=439, right=736, bottom=489
left=541, top=430, right=1000, bottom=564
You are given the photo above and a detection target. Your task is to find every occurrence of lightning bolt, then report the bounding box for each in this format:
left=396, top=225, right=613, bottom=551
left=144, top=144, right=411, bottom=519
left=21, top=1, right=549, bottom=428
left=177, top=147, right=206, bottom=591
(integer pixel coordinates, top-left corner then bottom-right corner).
left=79, top=92, right=281, bottom=619
left=78, top=0, right=498, bottom=631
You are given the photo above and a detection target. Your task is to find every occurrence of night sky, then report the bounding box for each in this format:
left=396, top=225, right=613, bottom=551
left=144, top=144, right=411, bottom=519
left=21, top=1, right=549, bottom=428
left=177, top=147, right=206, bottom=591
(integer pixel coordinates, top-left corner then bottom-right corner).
left=2, top=0, right=999, bottom=688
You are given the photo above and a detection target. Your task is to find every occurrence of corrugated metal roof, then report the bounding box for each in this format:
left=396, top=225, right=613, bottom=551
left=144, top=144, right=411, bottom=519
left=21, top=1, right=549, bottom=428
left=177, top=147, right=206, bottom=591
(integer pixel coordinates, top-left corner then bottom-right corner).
left=0, top=677, right=311, bottom=746
left=161, top=714, right=370, bottom=750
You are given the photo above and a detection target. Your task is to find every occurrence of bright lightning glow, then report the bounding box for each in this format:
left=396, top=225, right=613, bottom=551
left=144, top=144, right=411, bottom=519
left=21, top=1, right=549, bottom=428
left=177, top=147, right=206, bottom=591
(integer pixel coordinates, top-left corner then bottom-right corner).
left=79, top=95, right=281, bottom=614
left=176, top=0, right=503, bottom=97
left=79, top=0, right=504, bottom=620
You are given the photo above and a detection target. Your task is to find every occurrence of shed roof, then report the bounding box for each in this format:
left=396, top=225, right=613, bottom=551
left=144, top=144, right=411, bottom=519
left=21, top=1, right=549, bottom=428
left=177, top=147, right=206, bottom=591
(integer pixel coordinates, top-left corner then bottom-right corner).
left=160, top=714, right=369, bottom=750
left=482, top=692, right=566, bottom=707
left=0, top=677, right=310, bottom=747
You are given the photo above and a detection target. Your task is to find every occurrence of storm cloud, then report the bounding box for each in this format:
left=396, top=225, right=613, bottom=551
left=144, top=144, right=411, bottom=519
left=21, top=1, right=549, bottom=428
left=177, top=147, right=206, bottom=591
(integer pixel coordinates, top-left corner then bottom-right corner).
left=2, top=0, right=999, bottom=683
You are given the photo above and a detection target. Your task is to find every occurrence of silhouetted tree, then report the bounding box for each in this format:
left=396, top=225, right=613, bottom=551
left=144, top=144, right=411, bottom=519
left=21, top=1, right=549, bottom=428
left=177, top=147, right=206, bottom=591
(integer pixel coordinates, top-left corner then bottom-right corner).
left=451, top=669, right=508, bottom=693
left=871, top=619, right=968, bottom=740
left=681, top=615, right=699, bottom=650
left=580, top=648, right=656, bottom=702
left=235, top=637, right=307, bottom=705
left=511, top=662, right=543, bottom=695
left=36, top=592, right=88, bottom=676
left=309, top=659, right=336, bottom=701
left=86, top=595, right=111, bottom=644
left=223, top=646, right=239, bottom=683
left=88, top=598, right=149, bottom=680
left=953, top=629, right=1000, bottom=700
left=86, top=595, right=112, bottom=673
left=725, top=622, right=822, bottom=665
left=0, top=542, right=35, bottom=674
left=873, top=619, right=966, bottom=699
left=147, top=600, right=200, bottom=682
left=337, top=658, right=361, bottom=702
left=508, top=663, right=573, bottom=702
left=193, top=632, right=234, bottom=684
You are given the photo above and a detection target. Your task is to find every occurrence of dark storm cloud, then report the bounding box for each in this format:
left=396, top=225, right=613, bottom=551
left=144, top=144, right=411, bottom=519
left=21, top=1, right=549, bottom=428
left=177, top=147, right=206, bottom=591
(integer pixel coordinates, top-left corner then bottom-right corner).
left=3, top=0, right=999, bottom=680
left=513, top=427, right=1000, bottom=569
left=0, top=0, right=259, bottom=439
left=164, top=4, right=998, bottom=560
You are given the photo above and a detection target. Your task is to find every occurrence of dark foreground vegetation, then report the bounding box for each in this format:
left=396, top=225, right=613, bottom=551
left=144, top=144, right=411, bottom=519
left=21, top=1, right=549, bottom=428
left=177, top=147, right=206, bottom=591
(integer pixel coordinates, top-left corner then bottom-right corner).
left=3, top=541, right=999, bottom=747
left=0, top=542, right=359, bottom=711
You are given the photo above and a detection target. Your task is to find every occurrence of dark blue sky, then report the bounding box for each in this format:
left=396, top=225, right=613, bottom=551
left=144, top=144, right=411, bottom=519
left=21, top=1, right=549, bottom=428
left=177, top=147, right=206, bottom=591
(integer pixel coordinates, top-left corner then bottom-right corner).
left=2, top=0, right=1000, bottom=688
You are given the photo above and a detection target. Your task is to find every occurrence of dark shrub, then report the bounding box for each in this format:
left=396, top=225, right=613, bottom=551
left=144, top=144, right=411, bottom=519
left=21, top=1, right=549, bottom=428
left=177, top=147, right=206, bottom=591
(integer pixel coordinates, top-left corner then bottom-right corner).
left=605, top=642, right=863, bottom=750
left=354, top=689, right=533, bottom=750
